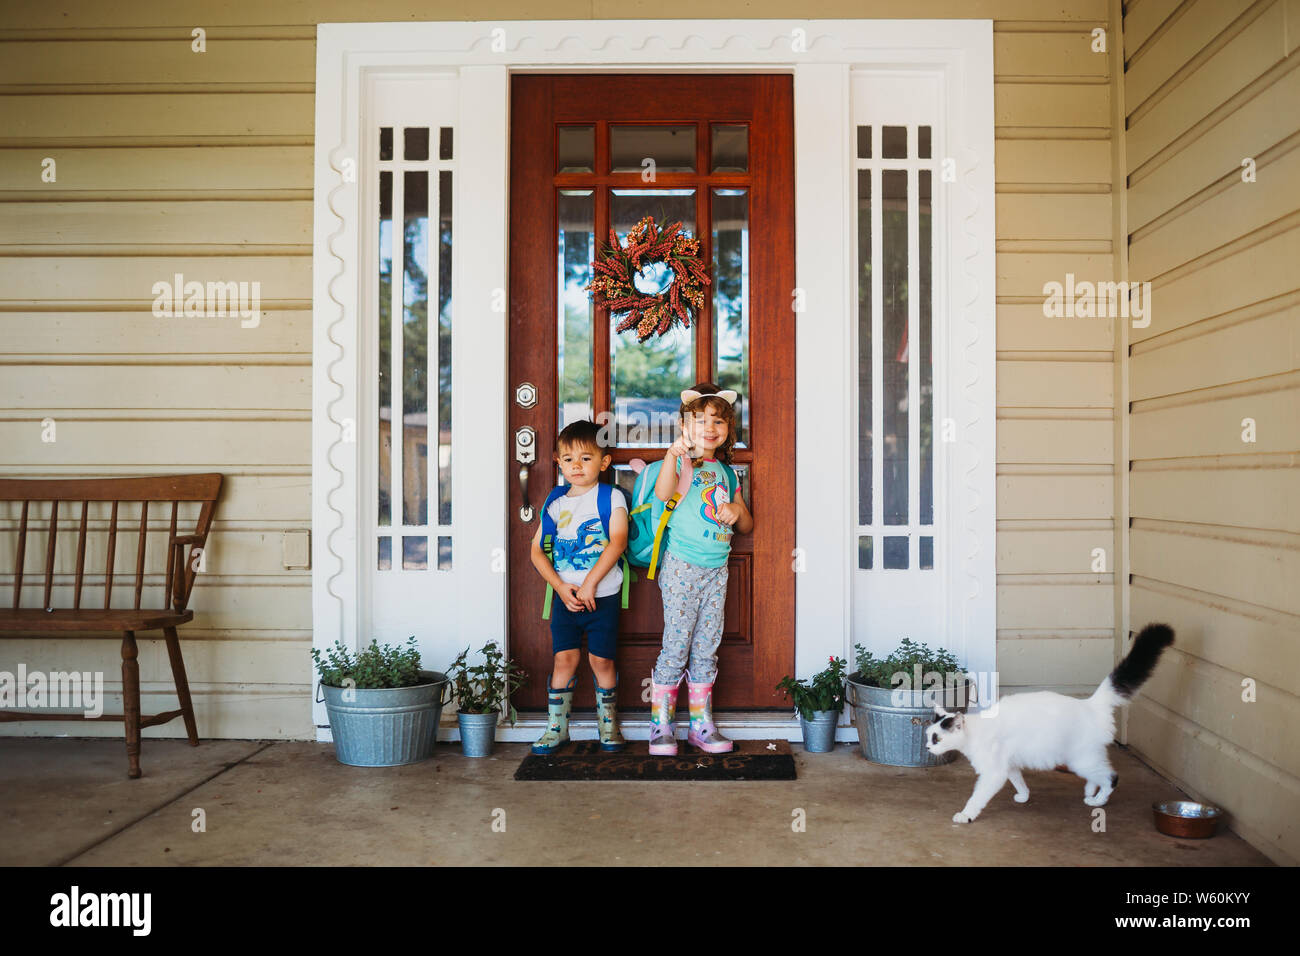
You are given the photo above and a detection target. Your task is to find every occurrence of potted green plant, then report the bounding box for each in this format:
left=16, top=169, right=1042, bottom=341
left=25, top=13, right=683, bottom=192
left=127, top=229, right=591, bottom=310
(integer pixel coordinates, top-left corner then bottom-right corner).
left=847, top=638, right=969, bottom=767
left=776, top=655, right=847, bottom=753
left=312, top=636, right=452, bottom=767
left=446, top=641, right=526, bottom=757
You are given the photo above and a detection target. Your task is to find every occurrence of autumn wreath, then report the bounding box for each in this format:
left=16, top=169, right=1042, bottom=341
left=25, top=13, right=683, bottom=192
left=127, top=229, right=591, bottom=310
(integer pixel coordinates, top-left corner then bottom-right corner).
left=586, top=215, right=711, bottom=341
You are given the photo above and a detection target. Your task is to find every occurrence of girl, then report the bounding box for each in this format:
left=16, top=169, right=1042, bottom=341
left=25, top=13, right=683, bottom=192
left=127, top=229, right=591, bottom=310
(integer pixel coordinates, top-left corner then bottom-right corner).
left=648, top=383, right=754, bottom=755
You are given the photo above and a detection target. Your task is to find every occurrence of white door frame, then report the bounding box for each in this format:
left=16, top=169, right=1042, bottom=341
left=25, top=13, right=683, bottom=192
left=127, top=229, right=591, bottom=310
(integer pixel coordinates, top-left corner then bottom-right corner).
left=311, top=19, right=995, bottom=740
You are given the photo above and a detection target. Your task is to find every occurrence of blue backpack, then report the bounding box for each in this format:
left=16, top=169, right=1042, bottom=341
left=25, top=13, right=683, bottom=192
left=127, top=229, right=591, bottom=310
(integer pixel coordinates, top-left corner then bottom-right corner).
left=625, top=457, right=737, bottom=580
left=539, top=482, right=633, bottom=620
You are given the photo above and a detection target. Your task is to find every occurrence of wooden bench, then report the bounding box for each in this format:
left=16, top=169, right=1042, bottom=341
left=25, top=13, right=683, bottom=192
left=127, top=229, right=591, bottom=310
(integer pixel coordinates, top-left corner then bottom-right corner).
left=0, top=474, right=222, bottom=777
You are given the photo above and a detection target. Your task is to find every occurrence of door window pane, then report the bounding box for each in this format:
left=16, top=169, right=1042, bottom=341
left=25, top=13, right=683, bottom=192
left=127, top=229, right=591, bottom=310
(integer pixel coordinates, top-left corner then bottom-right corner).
left=856, top=169, right=871, bottom=525
left=439, top=126, right=454, bottom=160
left=711, top=124, right=748, bottom=172
left=882, top=125, right=907, bottom=159
left=858, top=535, right=873, bottom=570
left=558, top=125, right=594, bottom=173
left=378, top=171, right=393, bottom=527
left=712, top=189, right=749, bottom=447
left=919, top=170, right=933, bottom=527
left=610, top=125, right=695, bottom=173
left=882, top=169, right=908, bottom=526
left=856, top=125, right=871, bottom=159
left=609, top=189, right=696, bottom=447
left=437, top=169, right=453, bottom=526
left=403, top=535, right=428, bottom=570
left=404, top=127, right=429, bottom=161
left=558, top=190, right=595, bottom=429
left=883, top=535, right=908, bottom=569
left=402, top=171, right=429, bottom=527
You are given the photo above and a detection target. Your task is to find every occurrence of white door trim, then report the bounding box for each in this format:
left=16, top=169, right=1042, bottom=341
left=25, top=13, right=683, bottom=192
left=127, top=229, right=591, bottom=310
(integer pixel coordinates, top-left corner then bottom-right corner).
left=312, top=19, right=995, bottom=739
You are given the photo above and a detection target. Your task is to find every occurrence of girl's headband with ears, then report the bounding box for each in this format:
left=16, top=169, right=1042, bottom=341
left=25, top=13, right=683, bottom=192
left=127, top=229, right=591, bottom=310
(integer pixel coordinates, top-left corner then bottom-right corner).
left=681, top=388, right=738, bottom=406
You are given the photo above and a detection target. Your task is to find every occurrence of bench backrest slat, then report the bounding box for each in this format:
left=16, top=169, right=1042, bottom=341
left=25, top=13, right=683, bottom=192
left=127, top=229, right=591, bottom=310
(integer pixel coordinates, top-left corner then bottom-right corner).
left=1, top=474, right=222, bottom=614
left=12, top=501, right=28, bottom=611
left=43, top=499, right=58, bottom=611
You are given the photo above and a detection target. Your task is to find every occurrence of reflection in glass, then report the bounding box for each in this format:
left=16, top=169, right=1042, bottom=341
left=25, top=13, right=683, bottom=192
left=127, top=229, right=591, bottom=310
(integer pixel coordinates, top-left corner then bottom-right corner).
left=858, top=535, right=873, bottom=570
left=609, top=189, right=695, bottom=447
left=856, top=169, right=872, bottom=526
left=882, top=169, right=908, bottom=526
left=558, top=125, right=594, bottom=173
left=558, top=190, right=594, bottom=429
left=712, top=189, right=749, bottom=446
left=882, top=125, right=907, bottom=159
left=437, top=536, right=452, bottom=570
left=403, top=536, right=428, bottom=570
left=378, top=171, right=393, bottom=527
left=438, top=169, right=453, bottom=526
left=611, top=125, right=695, bottom=173
left=920, top=536, right=933, bottom=570
left=884, top=536, right=908, bottom=569
left=711, top=124, right=748, bottom=172
left=403, top=171, right=429, bottom=527
left=378, top=536, right=391, bottom=570
left=919, top=170, right=933, bottom=527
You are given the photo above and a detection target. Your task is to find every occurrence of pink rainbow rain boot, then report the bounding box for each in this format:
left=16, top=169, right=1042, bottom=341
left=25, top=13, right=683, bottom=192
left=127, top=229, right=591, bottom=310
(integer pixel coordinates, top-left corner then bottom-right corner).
left=648, top=680, right=680, bottom=756
left=687, top=676, right=734, bottom=753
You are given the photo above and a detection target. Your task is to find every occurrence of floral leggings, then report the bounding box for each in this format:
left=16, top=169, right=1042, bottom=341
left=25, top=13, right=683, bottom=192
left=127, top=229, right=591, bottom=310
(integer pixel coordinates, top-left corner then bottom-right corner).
left=653, top=549, right=729, bottom=685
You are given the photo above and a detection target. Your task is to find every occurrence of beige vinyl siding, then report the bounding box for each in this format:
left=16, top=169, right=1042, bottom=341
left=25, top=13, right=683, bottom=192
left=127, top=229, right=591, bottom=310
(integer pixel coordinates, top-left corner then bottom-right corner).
left=0, top=0, right=1115, bottom=739
left=1122, top=0, right=1300, bottom=865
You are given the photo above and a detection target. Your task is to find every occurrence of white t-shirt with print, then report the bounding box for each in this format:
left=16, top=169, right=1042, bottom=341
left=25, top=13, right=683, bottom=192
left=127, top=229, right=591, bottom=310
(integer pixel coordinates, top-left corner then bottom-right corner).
left=545, top=484, right=627, bottom=599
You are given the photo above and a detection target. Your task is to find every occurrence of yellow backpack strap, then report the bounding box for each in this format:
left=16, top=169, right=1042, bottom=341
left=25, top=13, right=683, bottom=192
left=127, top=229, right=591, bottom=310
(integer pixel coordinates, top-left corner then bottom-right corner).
left=647, top=492, right=681, bottom=580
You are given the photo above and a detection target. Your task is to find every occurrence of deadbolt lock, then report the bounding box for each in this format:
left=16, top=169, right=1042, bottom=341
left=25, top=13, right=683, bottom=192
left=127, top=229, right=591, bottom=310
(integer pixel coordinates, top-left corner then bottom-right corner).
left=515, top=382, right=538, bottom=409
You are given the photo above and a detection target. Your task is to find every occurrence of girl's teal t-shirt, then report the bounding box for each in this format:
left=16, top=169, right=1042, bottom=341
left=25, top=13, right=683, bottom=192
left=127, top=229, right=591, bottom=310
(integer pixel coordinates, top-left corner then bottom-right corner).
left=663, top=457, right=737, bottom=568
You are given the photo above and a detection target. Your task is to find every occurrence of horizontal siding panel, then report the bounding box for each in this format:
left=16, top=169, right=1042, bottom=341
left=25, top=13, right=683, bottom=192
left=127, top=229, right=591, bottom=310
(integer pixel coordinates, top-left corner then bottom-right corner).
left=1124, top=0, right=1184, bottom=56
left=993, top=31, right=1110, bottom=78
left=0, top=473, right=311, bottom=522
left=0, top=420, right=310, bottom=466
left=1143, top=647, right=1300, bottom=778
left=997, top=418, right=1114, bottom=463
left=1131, top=578, right=1300, bottom=697
left=998, top=474, right=1113, bottom=519
left=997, top=252, right=1113, bottom=297
left=997, top=527, right=1114, bottom=573
left=995, top=137, right=1111, bottom=184
left=1128, top=699, right=1300, bottom=864
left=0, top=692, right=313, bottom=740
left=996, top=192, right=1112, bottom=240
left=186, top=581, right=311, bottom=630
left=1127, top=64, right=1300, bottom=228
left=0, top=39, right=315, bottom=86
left=0, top=528, right=301, bottom=578
left=1127, top=1, right=1282, bottom=167
left=1, top=365, right=309, bottom=410
left=1132, top=525, right=1300, bottom=616
left=4, top=0, right=1110, bottom=29
left=997, top=581, right=1114, bottom=628
left=0, top=311, right=310, bottom=355
left=1130, top=307, right=1300, bottom=400
left=997, top=303, right=1114, bottom=350
left=0, top=201, right=312, bottom=247
left=994, top=634, right=1112, bottom=686
left=1130, top=143, right=1300, bottom=279
left=997, top=360, right=1113, bottom=407
left=0, top=637, right=310, bottom=686
left=1125, top=0, right=1260, bottom=116
left=1131, top=461, right=1300, bottom=533
left=1135, top=225, right=1300, bottom=341
left=0, top=256, right=308, bottom=303
left=0, top=146, right=313, bottom=194
left=0, top=93, right=313, bottom=141
left=995, top=82, right=1110, bottom=128
left=1131, top=381, right=1300, bottom=457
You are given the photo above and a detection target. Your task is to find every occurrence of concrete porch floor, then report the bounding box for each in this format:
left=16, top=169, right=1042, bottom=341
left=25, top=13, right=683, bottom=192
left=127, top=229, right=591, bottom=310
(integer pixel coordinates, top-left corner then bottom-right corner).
left=0, top=738, right=1273, bottom=866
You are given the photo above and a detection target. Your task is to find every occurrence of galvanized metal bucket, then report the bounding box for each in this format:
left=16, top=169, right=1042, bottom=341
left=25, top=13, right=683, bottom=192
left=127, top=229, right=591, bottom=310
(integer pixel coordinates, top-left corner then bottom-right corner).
left=846, top=677, right=965, bottom=767
left=457, top=711, right=498, bottom=758
left=799, top=709, right=839, bottom=753
left=318, top=670, right=452, bottom=768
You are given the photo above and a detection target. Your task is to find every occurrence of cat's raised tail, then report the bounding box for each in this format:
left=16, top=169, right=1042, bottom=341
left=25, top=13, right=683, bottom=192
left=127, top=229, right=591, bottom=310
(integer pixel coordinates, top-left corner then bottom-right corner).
left=1090, top=623, right=1175, bottom=710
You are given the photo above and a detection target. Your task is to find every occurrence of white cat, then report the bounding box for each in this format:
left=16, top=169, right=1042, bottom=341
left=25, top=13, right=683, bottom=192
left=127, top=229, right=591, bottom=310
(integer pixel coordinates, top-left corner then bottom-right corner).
left=926, top=623, right=1174, bottom=823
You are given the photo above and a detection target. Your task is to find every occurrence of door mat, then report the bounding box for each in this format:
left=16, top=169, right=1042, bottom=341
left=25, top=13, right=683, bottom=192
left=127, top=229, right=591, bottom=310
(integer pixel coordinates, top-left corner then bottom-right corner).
left=513, top=739, right=796, bottom=781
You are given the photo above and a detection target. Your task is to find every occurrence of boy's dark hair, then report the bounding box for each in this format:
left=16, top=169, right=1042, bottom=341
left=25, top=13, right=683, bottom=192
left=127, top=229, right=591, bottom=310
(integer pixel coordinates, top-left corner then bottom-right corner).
left=555, top=419, right=611, bottom=456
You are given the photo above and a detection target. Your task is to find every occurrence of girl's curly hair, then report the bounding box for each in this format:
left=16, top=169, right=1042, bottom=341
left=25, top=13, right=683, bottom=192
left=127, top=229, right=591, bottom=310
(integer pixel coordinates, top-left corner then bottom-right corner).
left=678, top=381, right=739, bottom=465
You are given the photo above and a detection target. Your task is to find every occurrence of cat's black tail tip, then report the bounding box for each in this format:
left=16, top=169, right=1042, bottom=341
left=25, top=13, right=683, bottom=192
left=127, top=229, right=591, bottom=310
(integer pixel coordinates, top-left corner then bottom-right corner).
left=1110, top=623, right=1174, bottom=699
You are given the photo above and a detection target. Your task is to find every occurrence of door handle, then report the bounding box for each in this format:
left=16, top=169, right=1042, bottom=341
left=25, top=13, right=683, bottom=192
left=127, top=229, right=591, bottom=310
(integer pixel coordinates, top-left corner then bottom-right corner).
left=515, top=426, right=536, bottom=522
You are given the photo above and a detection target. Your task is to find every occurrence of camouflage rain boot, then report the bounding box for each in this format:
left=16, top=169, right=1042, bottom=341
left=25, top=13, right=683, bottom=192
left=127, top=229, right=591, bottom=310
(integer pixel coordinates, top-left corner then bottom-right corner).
left=593, top=675, right=626, bottom=752
left=531, top=674, right=577, bottom=755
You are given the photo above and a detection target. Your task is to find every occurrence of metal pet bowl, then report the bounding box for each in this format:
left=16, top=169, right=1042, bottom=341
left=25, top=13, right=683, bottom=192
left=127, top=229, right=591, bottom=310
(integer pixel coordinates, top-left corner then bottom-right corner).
left=1152, top=800, right=1223, bottom=839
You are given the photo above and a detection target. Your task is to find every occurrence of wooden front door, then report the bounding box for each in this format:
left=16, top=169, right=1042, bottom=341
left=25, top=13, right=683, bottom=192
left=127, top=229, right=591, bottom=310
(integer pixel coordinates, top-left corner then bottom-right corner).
left=508, top=74, right=794, bottom=711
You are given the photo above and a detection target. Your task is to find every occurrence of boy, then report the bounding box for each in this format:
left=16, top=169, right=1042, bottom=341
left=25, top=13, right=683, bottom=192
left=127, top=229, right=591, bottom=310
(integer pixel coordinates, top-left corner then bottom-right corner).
left=529, top=420, right=628, bottom=753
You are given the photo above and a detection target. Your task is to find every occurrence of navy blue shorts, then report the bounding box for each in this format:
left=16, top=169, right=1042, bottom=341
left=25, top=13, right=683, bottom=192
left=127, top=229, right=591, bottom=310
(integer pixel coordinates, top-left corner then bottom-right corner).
left=550, top=592, right=620, bottom=660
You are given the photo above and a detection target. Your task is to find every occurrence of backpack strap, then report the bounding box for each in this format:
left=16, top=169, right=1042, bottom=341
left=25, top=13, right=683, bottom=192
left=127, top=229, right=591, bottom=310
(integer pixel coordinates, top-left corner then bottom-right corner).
left=540, top=485, right=571, bottom=621
left=647, top=491, right=682, bottom=580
